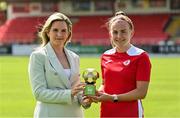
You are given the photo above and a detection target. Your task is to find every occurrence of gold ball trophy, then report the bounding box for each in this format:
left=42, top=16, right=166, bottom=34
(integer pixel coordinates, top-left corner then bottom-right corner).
left=82, top=68, right=99, bottom=96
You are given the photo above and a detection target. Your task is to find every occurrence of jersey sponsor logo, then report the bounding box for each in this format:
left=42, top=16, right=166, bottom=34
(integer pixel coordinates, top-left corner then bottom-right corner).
left=123, top=59, right=130, bottom=66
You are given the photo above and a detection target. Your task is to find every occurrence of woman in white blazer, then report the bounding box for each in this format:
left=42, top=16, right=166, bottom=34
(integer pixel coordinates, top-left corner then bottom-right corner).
left=28, top=12, right=90, bottom=117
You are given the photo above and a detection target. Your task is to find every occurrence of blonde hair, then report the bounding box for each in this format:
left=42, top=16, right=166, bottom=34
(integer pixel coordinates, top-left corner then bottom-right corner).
left=39, top=12, right=72, bottom=47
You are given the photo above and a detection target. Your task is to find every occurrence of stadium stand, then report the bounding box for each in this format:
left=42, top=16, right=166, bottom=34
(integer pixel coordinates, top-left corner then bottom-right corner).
left=0, top=11, right=6, bottom=26
left=130, top=14, right=170, bottom=45
left=72, top=14, right=170, bottom=46
left=0, top=14, right=170, bottom=46
left=0, top=16, right=46, bottom=44
left=72, top=16, right=110, bottom=46
left=166, top=17, right=179, bottom=36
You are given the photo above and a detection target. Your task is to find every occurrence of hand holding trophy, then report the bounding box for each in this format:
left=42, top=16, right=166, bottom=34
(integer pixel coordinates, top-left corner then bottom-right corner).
left=82, top=68, right=99, bottom=96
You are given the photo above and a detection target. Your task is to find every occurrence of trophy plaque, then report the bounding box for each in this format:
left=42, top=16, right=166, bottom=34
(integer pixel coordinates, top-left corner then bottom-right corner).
left=82, top=68, right=99, bottom=96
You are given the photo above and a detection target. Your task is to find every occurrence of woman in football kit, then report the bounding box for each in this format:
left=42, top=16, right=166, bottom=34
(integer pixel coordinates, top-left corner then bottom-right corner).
left=91, top=11, right=152, bottom=117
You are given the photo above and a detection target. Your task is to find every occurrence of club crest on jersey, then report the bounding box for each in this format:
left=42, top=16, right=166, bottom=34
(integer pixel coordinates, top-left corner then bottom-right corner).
left=123, top=60, right=130, bottom=66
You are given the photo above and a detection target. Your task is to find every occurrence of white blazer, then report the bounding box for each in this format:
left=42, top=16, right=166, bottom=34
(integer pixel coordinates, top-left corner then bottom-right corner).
left=28, top=43, right=84, bottom=117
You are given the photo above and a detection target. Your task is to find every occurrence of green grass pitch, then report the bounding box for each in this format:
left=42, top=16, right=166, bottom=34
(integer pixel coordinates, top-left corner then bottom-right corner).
left=0, top=55, right=180, bottom=117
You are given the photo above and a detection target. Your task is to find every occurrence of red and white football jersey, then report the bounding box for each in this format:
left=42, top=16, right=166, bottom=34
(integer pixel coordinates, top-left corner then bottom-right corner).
left=100, top=45, right=151, bottom=117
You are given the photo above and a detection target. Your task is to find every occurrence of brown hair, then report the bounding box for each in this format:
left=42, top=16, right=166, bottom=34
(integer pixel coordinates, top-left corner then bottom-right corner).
left=106, top=11, right=134, bottom=47
left=115, top=11, right=126, bottom=16
left=107, top=11, right=134, bottom=31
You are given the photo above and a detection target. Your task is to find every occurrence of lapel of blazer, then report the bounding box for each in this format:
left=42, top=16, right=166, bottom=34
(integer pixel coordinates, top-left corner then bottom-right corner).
left=64, top=49, right=81, bottom=88
left=64, top=48, right=76, bottom=84
left=45, top=43, right=71, bottom=88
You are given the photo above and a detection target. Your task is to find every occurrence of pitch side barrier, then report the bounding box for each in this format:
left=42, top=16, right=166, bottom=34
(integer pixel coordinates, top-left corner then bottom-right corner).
left=67, top=45, right=111, bottom=54
left=1, top=44, right=180, bottom=55
left=0, top=45, right=11, bottom=54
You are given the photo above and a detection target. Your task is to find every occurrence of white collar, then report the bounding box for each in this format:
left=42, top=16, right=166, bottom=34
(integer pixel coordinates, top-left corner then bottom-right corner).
left=127, top=45, right=145, bottom=56
left=104, top=45, right=145, bottom=56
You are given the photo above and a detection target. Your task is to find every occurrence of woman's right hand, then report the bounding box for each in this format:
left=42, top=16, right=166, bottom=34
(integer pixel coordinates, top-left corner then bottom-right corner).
left=81, top=95, right=92, bottom=108
left=90, top=91, right=112, bottom=102
left=71, top=83, right=85, bottom=97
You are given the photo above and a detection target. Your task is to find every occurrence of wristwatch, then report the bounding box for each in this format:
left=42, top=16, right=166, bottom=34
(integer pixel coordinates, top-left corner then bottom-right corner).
left=112, top=94, right=118, bottom=102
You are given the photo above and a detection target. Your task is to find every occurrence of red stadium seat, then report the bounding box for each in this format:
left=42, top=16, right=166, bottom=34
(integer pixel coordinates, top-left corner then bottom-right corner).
left=0, top=14, right=170, bottom=46
left=0, top=16, right=47, bottom=44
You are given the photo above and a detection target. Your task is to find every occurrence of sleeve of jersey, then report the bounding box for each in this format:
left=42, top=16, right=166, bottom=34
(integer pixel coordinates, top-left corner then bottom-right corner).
left=136, top=53, right=152, bottom=81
